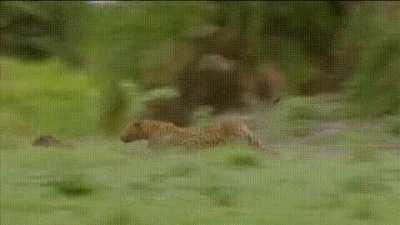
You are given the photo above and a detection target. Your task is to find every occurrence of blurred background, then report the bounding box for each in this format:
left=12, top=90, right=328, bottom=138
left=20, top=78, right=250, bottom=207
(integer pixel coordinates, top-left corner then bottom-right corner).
left=1, top=1, right=400, bottom=137
left=1, top=1, right=400, bottom=225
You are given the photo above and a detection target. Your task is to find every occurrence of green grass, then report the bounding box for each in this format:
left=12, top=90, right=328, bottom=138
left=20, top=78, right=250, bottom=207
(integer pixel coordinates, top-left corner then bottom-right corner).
left=1, top=58, right=101, bottom=138
left=1, top=141, right=400, bottom=225
left=0, top=58, right=147, bottom=140
left=2, top=59, right=400, bottom=225
left=264, top=95, right=345, bottom=138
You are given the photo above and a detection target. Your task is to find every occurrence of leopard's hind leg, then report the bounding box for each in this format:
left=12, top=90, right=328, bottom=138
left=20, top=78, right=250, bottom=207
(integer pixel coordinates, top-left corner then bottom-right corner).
left=238, top=126, right=279, bottom=156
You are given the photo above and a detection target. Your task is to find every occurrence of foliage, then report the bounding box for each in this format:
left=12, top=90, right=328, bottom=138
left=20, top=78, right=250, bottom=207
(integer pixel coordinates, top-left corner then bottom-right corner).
left=3, top=2, right=399, bottom=135
left=0, top=2, right=86, bottom=65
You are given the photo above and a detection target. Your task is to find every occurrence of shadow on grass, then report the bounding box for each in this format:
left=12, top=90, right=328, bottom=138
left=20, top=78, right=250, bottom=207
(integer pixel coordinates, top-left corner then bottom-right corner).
left=226, top=152, right=260, bottom=168
left=42, top=174, right=95, bottom=197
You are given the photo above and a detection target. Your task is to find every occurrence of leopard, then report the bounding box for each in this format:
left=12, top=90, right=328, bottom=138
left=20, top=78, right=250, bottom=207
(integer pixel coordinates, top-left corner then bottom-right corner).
left=120, top=118, right=266, bottom=151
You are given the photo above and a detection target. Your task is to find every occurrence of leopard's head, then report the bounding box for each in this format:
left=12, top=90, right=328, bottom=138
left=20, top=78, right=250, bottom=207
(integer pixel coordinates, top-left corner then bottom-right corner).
left=120, top=120, right=147, bottom=143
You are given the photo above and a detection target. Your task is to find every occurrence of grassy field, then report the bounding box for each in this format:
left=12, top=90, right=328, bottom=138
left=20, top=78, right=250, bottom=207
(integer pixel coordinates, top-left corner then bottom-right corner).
left=1, top=139, right=400, bottom=225
left=2, top=60, right=400, bottom=225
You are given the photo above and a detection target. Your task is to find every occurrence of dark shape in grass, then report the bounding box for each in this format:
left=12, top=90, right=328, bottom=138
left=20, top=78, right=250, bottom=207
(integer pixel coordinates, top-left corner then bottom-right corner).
left=56, top=182, right=93, bottom=197
left=227, top=153, right=259, bottom=168
left=32, top=135, right=62, bottom=147
left=32, top=135, right=73, bottom=148
left=45, top=175, right=94, bottom=197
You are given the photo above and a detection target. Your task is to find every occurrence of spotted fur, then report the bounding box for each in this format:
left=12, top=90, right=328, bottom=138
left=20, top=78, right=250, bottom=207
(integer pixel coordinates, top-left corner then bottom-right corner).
left=120, top=119, right=265, bottom=151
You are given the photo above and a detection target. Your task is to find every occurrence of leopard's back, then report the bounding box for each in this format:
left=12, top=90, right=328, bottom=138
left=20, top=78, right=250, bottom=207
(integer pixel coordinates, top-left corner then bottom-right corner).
left=122, top=119, right=265, bottom=151
left=148, top=123, right=259, bottom=150
left=147, top=126, right=225, bottom=149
